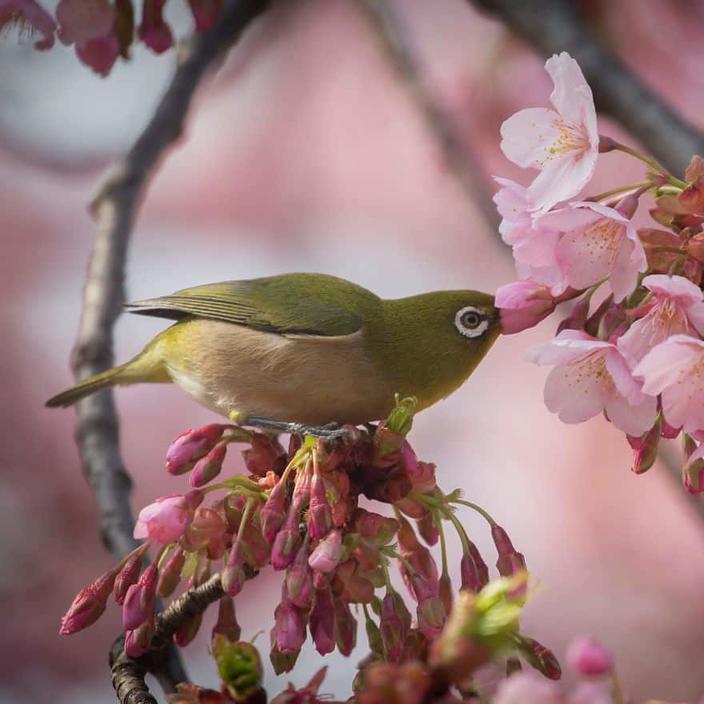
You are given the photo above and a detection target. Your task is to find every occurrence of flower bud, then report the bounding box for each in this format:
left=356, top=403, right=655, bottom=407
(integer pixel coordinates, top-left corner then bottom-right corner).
left=416, top=512, right=438, bottom=546
left=627, top=417, right=661, bottom=475
left=496, top=280, right=556, bottom=334
left=133, top=493, right=200, bottom=545
left=683, top=437, right=704, bottom=495
left=286, top=542, right=313, bottom=608
left=183, top=506, right=227, bottom=553
left=125, top=618, right=154, bottom=658
left=439, top=573, right=453, bottom=614
left=260, top=476, right=289, bottom=544
left=379, top=593, right=407, bottom=663
left=308, top=530, right=343, bottom=574
left=272, top=590, right=307, bottom=655
left=157, top=547, right=185, bottom=598
left=515, top=635, right=562, bottom=680
left=335, top=601, right=357, bottom=657
left=60, top=567, right=117, bottom=634
left=114, top=546, right=147, bottom=605
left=417, top=596, right=445, bottom=640
left=310, top=586, right=336, bottom=655
left=566, top=637, right=613, bottom=677
left=190, top=443, right=227, bottom=488
left=460, top=542, right=490, bottom=592
left=365, top=612, right=384, bottom=657
left=165, top=424, right=227, bottom=475
left=174, top=611, right=203, bottom=647
left=271, top=503, right=302, bottom=571
left=222, top=543, right=247, bottom=597
left=212, top=596, right=241, bottom=643
left=307, top=472, right=332, bottom=540
left=122, top=564, right=158, bottom=631
left=491, top=524, right=526, bottom=577
left=352, top=508, right=399, bottom=545
left=138, top=0, right=173, bottom=54
left=242, top=433, right=286, bottom=477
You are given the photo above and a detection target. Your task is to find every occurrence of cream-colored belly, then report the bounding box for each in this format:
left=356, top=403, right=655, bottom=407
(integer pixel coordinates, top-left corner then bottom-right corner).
left=160, top=320, right=396, bottom=425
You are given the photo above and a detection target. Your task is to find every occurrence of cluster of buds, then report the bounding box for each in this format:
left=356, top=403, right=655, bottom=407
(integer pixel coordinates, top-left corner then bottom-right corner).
left=0, top=0, right=224, bottom=76
left=61, top=398, right=556, bottom=693
left=494, top=51, right=704, bottom=494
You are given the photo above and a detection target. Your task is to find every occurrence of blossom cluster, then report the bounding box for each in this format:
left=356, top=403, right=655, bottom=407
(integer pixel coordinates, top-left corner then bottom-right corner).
left=61, top=399, right=558, bottom=699
left=0, top=0, right=221, bottom=76
left=495, top=51, right=704, bottom=493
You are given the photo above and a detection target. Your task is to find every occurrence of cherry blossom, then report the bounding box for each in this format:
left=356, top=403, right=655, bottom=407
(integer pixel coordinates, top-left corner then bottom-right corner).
left=133, top=493, right=200, bottom=544
left=500, top=52, right=599, bottom=214
left=496, top=280, right=557, bottom=334
left=527, top=330, right=657, bottom=436
left=634, top=334, right=704, bottom=434
left=0, top=0, right=56, bottom=49
left=618, top=274, right=704, bottom=366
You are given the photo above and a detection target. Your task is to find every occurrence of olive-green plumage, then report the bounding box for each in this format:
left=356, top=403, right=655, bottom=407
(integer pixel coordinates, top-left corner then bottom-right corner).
left=46, top=273, right=500, bottom=425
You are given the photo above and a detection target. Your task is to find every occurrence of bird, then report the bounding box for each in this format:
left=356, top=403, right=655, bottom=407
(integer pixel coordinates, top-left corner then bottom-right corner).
left=46, top=273, right=500, bottom=435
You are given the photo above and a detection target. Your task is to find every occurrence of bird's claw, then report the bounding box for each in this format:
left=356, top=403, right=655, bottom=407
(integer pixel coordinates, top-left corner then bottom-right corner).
left=243, top=417, right=354, bottom=441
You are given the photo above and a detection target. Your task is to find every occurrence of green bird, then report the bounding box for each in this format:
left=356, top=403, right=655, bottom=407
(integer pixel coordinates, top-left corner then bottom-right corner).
left=46, top=273, right=500, bottom=435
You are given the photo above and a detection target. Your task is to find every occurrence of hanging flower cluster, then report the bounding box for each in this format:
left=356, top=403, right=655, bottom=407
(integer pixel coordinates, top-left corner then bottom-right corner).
left=0, top=0, right=222, bottom=76
left=496, top=51, right=704, bottom=494
left=60, top=398, right=559, bottom=700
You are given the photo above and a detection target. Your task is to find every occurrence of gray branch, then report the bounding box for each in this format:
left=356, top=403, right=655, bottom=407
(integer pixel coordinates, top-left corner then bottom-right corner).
left=473, top=0, right=704, bottom=175
left=67, top=0, right=271, bottom=698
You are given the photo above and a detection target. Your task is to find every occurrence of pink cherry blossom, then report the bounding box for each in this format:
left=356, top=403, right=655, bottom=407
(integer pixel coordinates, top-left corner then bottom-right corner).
left=566, top=637, right=613, bottom=676
left=0, top=0, right=56, bottom=49
left=634, top=334, right=704, bottom=434
left=494, top=672, right=563, bottom=704
left=541, top=200, right=646, bottom=301
left=527, top=330, right=657, bottom=436
left=683, top=442, right=704, bottom=495
left=138, top=0, right=173, bottom=54
left=500, top=52, right=599, bottom=214
left=133, top=494, right=193, bottom=544
left=496, top=280, right=556, bottom=334
left=56, top=0, right=114, bottom=44
left=618, top=274, right=704, bottom=366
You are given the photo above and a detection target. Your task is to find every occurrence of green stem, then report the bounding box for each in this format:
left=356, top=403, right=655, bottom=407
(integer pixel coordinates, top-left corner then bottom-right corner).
left=436, top=511, right=449, bottom=578
left=588, top=180, right=653, bottom=202
left=610, top=672, right=625, bottom=704
left=235, top=497, right=256, bottom=546
left=443, top=508, right=471, bottom=554
left=611, top=142, right=687, bottom=188
left=452, top=498, right=497, bottom=527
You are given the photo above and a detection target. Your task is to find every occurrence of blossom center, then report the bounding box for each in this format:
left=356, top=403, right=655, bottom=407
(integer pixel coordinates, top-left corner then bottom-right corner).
left=582, top=218, right=623, bottom=264
left=545, top=117, right=589, bottom=161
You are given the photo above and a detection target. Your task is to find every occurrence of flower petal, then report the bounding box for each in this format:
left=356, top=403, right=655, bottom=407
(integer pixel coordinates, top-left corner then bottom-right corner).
left=500, top=107, right=562, bottom=169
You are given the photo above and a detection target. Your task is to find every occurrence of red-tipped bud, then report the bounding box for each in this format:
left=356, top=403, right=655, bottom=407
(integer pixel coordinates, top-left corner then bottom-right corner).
left=496, top=280, right=556, bottom=334
left=286, top=543, right=313, bottom=608
left=380, top=593, right=407, bottom=663
left=272, top=506, right=301, bottom=571
left=309, top=586, right=335, bottom=655
left=516, top=635, right=562, bottom=680
left=212, top=596, right=241, bottom=643
left=125, top=618, right=154, bottom=658
left=114, top=547, right=147, bottom=605
left=122, top=564, right=158, bottom=631
left=165, top=424, right=227, bottom=475
left=242, top=433, right=286, bottom=477
left=272, top=590, right=307, bottom=655
left=566, top=637, right=613, bottom=677
left=460, top=542, right=490, bottom=592
left=352, top=508, right=399, bottom=545
left=491, top=524, right=526, bottom=577
left=683, top=436, right=704, bottom=495
left=222, top=543, right=247, bottom=597
left=416, top=512, right=439, bottom=546
left=190, top=443, right=227, bottom=488
left=307, top=473, right=332, bottom=540
left=157, top=547, right=186, bottom=598
left=335, top=601, right=357, bottom=657
left=60, top=567, right=117, bottom=634
left=260, top=477, right=289, bottom=544
left=365, top=612, right=384, bottom=657
left=417, top=596, right=445, bottom=640
left=183, top=506, right=227, bottom=553
left=627, top=417, right=661, bottom=475
left=439, top=573, right=453, bottom=614
left=138, top=0, right=172, bottom=54
left=308, top=530, right=343, bottom=574
left=174, top=612, right=203, bottom=647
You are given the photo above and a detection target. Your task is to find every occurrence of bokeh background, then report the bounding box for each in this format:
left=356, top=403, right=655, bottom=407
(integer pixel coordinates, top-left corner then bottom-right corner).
left=3, top=0, right=704, bottom=701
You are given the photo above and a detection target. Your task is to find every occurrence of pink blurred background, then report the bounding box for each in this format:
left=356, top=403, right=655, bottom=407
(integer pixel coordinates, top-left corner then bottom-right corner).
left=3, top=0, right=704, bottom=701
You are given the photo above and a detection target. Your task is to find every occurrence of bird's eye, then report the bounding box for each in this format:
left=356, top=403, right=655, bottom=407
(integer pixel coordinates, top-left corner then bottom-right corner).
left=455, top=306, right=489, bottom=339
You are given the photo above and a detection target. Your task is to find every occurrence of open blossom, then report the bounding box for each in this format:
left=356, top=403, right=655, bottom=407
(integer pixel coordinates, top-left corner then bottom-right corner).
left=1, top=0, right=56, bottom=48
left=634, top=334, right=704, bottom=434
left=541, top=199, right=646, bottom=301
left=500, top=52, right=599, bottom=214
left=134, top=493, right=201, bottom=544
left=527, top=330, right=657, bottom=436
left=618, top=274, right=704, bottom=366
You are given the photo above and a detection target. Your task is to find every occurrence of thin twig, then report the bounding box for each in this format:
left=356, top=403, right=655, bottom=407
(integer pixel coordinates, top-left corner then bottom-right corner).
left=472, top=0, right=704, bottom=175
left=110, top=576, right=226, bottom=704
left=68, top=0, right=270, bottom=697
left=358, top=0, right=501, bottom=235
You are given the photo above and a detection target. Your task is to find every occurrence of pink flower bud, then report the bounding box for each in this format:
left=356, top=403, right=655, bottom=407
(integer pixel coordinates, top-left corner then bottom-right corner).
left=627, top=417, right=661, bottom=475
left=242, top=433, right=286, bottom=477
left=308, top=530, right=343, bottom=574
left=157, top=547, right=185, bottom=598
left=190, top=443, right=227, bottom=488
left=165, top=424, right=227, bottom=475
left=334, top=601, right=357, bottom=657
left=416, top=512, right=438, bottom=546
left=438, top=573, right=453, bottom=614
left=133, top=494, right=194, bottom=545
left=307, top=472, right=332, bottom=540
left=174, top=612, right=203, bottom=647
left=183, top=506, right=227, bottom=552
left=515, top=635, right=562, bottom=680
left=186, top=0, right=222, bottom=32
left=566, top=637, right=613, bottom=677
left=114, top=547, right=147, bottom=605
left=309, top=586, right=335, bottom=655
left=379, top=593, right=407, bottom=663
left=417, top=596, right=445, bottom=640
left=496, top=281, right=556, bottom=334
left=260, top=477, right=289, bottom=543
left=137, top=0, right=172, bottom=54
left=60, top=567, right=117, bottom=634
left=125, top=618, right=154, bottom=658
left=491, top=524, right=526, bottom=577
left=352, top=509, right=399, bottom=545
left=460, top=543, right=490, bottom=592
left=272, top=590, right=307, bottom=655
left=222, top=543, right=246, bottom=597
left=286, top=543, right=313, bottom=608
left=122, top=564, right=158, bottom=631
left=212, top=596, right=241, bottom=643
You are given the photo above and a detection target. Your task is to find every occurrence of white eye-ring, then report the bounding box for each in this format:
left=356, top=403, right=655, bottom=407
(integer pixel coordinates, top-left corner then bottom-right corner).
left=455, top=306, right=489, bottom=339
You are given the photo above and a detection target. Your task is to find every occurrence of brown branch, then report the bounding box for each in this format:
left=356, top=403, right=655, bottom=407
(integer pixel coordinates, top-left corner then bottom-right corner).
left=67, top=0, right=271, bottom=699
left=358, top=0, right=502, bottom=236
left=110, top=576, right=226, bottom=704
left=472, top=0, right=704, bottom=176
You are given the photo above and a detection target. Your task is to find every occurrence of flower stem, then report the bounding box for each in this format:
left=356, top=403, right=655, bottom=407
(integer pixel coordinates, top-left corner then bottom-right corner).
left=588, top=180, right=653, bottom=202
left=452, top=498, right=497, bottom=527
left=610, top=141, right=687, bottom=188
left=436, top=511, right=449, bottom=578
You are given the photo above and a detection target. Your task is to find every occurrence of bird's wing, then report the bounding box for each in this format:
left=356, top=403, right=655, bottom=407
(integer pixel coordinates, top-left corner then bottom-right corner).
left=125, top=275, right=371, bottom=337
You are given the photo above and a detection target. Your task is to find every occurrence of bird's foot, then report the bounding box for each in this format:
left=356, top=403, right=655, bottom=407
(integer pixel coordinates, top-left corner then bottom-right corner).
left=243, top=416, right=353, bottom=440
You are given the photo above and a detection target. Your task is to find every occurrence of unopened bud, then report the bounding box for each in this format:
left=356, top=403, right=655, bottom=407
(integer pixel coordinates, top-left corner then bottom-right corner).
left=222, top=543, right=247, bottom=597
left=174, top=611, right=203, bottom=647
left=260, top=477, right=289, bottom=544
left=122, top=564, right=158, bottom=631
left=307, top=472, right=332, bottom=540
left=242, top=433, right=286, bottom=477
left=114, top=546, right=148, bottom=605
left=460, top=542, right=490, bottom=592
left=158, top=547, right=186, bottom=598
left=272, top=591, right=306, bottom=656
left=627, top=417, right=661, bottom=475
left=286, top=542, right=313, bottom=608
left=417, top=596, right=445, bottom=640
left=380, top=593, right=407, bottom=663
left=335, top=601, right=357, bottom=657
left=308, top=530, right=343, bottom=574
left=492, top=524, right=526, bottom=578
left=416, top=512, right=438, bottom=546
left=310, top=586, right=335, bottom=655
left=165, top=424, right=227, bottom=475
left=683, top=437, right=704, bottom=495
left=190, top=443, right=227, bottom=487
left=60, top=567, right=117, bottom=635
left=516, top=635, right=562, bottom=680
left=566, top=636, right=612, bottom=677
left=125, top=618, right=154, bottom=658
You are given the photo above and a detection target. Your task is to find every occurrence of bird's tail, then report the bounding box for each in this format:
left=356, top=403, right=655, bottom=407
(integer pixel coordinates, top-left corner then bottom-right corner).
left=46, top=364, right=130, bottom=407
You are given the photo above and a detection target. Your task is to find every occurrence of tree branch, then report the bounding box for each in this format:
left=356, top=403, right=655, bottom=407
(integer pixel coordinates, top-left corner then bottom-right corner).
left=67, top=0, right=270, bottom=698
left=358, top=0, right=501, bottom=234
left=472, top=0, right=704, bottom=175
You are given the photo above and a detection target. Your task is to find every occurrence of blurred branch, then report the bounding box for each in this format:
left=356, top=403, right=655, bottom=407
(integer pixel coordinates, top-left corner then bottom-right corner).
left=472, top=0, right=704, bottom=176
left=111, top=576, right=226, bottom=704
left=358, top=0, right=501, bottom=235
left=68, top=0, right=270, bottom=698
